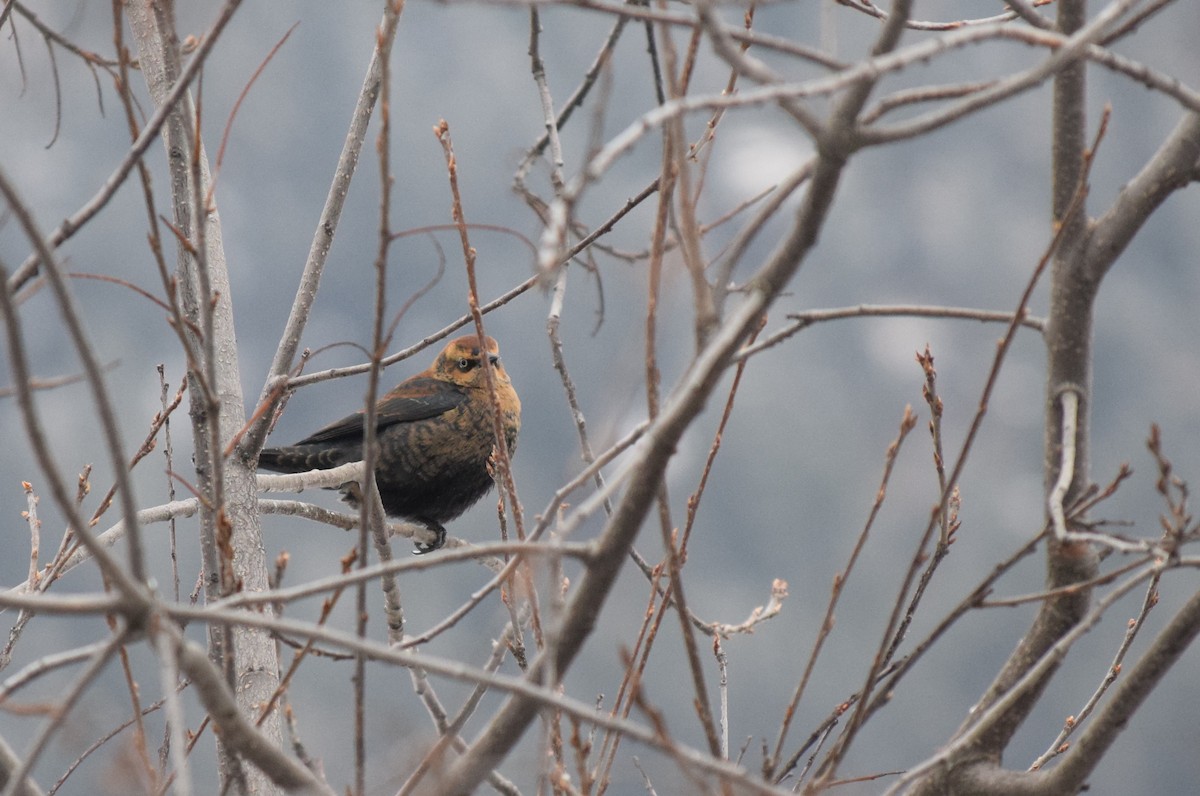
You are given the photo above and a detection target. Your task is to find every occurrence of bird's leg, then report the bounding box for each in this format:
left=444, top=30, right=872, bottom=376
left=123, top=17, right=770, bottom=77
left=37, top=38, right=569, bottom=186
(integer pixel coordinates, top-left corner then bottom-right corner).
left=412, top=521, right=447, bottom=554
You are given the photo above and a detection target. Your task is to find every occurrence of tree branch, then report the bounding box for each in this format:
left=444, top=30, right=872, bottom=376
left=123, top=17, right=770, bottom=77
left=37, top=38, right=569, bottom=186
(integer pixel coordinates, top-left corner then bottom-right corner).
left=1085, top=111, right=1200, bottom=283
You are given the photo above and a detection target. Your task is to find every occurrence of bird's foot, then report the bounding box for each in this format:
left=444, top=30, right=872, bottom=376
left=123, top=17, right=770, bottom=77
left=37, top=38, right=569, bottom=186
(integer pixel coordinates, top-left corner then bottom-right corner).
left=412, top=522, right=447, bottom=554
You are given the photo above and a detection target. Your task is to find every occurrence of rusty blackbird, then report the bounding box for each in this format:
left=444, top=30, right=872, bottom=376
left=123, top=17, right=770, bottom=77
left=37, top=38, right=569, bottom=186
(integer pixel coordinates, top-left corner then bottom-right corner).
left=259, top=334, right=520, bottom=552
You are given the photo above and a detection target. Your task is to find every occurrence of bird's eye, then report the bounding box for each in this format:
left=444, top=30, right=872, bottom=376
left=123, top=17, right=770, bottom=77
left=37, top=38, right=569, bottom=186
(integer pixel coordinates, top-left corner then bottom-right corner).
left=457, top=357, right=474, bottom=372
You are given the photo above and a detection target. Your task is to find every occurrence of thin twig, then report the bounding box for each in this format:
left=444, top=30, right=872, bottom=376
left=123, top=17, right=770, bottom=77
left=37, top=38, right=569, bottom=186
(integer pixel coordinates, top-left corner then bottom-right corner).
left=769, top=405, right=918, bottom=779
left=8, top=0, right=246, bottom=294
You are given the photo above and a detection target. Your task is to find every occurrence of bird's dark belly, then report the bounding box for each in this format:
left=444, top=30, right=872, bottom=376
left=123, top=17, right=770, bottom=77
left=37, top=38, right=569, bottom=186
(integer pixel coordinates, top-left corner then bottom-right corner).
left=363, top=417, right=509, bottom=523
left=372, top=457, right=495, bottom=524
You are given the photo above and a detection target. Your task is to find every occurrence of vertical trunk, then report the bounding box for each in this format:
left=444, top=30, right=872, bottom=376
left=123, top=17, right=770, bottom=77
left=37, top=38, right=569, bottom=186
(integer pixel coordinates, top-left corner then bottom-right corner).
left=946, top=0, right=1099, bottom=764
left=125, top=3, right=282, bottom=794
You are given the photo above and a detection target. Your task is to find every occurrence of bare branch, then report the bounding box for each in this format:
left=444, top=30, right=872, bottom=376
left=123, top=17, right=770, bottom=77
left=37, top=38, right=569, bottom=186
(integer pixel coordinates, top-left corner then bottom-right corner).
left=162, top=622, right=334, bottom=795
left=245, top=3, right=405, bottom=458
left=1040, top=575, right=1200, bottom=792
left=167, top=603, right=792, bottom=796
left=6, top=1, right=244, bottom=294
left=1085, top=112, right=1200, bottom=283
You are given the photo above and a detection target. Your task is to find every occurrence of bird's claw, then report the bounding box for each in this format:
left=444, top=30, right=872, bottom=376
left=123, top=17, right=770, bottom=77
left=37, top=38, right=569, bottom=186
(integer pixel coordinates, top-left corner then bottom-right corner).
left=412, top=523, right=447, bottom=555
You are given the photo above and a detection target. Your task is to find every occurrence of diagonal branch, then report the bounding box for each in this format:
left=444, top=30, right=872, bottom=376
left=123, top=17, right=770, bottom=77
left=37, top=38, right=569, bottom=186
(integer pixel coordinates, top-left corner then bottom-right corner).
left=243, top=3, right=405, bottom=458
left=1085, top=111, right=1200, bottom=283
left=436, top=2, right=914, bottom=792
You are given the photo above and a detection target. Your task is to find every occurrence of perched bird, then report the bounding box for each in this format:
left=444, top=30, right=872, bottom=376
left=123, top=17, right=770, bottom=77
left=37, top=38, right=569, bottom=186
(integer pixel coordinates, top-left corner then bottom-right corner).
left=259, top=334, right=520, bottom=552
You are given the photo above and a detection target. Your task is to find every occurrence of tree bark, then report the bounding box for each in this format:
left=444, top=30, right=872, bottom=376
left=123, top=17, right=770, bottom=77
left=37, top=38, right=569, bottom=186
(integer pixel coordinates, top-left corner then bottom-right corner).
left=125, top=3, right=282, bottom=794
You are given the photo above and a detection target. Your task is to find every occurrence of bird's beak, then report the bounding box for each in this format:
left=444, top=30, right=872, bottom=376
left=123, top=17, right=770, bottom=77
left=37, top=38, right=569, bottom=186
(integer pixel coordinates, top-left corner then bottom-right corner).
left=488, top=355, right=500, bottom=366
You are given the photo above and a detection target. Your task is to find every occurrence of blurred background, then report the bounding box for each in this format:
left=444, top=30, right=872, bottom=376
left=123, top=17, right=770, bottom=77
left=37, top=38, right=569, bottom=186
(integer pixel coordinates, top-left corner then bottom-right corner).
left=2, top=1, right=1199, bottom=793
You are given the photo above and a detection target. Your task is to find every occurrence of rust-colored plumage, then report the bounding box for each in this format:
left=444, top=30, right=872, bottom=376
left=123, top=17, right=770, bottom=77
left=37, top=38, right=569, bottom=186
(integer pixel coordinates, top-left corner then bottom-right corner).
left=259, top=335, right=520, bottom=552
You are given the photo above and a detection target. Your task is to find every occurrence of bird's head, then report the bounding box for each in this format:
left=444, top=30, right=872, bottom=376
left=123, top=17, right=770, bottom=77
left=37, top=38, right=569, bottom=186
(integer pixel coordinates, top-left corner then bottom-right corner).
left=433, top=334, right=511, bottom=388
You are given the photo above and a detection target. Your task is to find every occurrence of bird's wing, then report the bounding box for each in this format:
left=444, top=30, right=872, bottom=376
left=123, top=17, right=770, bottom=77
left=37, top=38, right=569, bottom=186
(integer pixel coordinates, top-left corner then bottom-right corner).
left=294, top=378, right=466, bottom=445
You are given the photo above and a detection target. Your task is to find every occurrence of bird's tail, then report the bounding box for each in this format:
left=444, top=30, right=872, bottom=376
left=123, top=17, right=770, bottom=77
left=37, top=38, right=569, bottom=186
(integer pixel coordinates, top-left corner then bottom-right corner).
left=258, top=446, right=349, bottom=474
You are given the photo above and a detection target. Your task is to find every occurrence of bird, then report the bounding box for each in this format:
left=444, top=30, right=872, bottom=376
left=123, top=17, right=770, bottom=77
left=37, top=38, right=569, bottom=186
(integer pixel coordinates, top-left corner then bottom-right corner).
left=258, top=334, right=520, bottom=553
